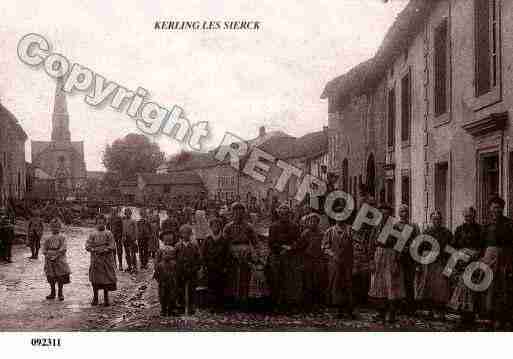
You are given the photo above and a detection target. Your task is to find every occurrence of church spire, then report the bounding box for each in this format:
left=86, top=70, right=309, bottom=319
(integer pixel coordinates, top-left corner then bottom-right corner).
left=51, top=78, right=71, bottom=142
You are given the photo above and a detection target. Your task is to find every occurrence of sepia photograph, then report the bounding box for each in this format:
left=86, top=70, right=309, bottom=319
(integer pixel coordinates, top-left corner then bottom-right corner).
left=0, top=0, right=512, bottom=354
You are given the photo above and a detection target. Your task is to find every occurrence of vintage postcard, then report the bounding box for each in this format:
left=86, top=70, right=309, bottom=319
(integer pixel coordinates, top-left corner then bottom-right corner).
left=0, top=1, right=512, bottom=351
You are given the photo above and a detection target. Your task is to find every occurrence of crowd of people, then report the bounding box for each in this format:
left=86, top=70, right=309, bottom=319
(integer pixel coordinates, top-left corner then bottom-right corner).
left=1, top=193, right=513, bottom=330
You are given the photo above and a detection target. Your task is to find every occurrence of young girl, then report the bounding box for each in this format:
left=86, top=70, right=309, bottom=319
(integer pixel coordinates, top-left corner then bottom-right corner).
left=85, top=215, right=117, bottom=306
left=42, top=218, right=71, bottom=301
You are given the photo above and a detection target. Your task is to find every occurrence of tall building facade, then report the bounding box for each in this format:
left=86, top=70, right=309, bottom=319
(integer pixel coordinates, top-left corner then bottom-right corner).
left=323, top=0, right=513, bottom=229
left=31, top=80, right=86, bottom=200
left=0, top=103, right=28, bottom=205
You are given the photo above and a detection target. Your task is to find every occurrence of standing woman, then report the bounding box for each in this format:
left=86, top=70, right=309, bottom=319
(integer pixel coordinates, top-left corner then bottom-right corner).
left=480, top=196, right=513, bottom=329
left=322, top=212, right=355, bottom=319
left=85, top=215, right=117, bottom=306
left=42, top=218, right=71, bottom=301
left=448, top=207, right=481, bottom=329
left=223, top=202, right=258, bottom=308
left=368, top=204, right=405, bottom=323
left=416, top=211, right=452, bottom=320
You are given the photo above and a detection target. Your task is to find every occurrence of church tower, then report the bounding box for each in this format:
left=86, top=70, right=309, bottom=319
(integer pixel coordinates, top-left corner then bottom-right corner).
left=51, top=79, right=71, bottom=142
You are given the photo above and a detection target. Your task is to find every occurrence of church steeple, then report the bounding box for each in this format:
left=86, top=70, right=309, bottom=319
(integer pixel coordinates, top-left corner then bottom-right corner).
left=51, top=79, right=71, bottom=142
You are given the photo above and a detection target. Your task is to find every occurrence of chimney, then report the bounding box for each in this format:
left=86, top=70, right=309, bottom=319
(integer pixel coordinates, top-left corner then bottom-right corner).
left=259, top=126, right=266, bottom=137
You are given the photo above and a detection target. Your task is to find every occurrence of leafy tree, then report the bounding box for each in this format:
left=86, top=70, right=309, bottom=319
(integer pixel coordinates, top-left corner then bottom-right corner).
left=102, top=133, right=165, bottom=180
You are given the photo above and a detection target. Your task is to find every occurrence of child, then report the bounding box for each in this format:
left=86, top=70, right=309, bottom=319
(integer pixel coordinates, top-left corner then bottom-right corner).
left=42, top=218, right=71, bottom=301
left=175, top=224, right=201, bottom=314
left=154, top=247, right=178, bottom=316
left=155, top=230, right=176, bottom=266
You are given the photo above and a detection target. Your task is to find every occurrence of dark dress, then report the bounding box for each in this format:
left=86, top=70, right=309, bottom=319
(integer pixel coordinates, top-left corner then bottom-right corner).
left=85, top=229, right=117, bottom=291
left=415, top=226, right=453, bottom=306
left=202, top=234, right=232, bottom=308
left=175, top=241, right=201, bottom=310
left=322, top=224, right=353, bottom=308
left=448, top=222, right=481, bottom=313
left=481, top=216, right=513, bottom=317
left=267, top=220, right=301, bottom=306
left=298, top=228, right=325, bottom=308
left=223, top=220, right=258, bottom=303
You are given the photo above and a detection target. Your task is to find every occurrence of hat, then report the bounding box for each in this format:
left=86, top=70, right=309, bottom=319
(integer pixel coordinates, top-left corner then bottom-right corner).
left=231, top=202, right=246, bottom=211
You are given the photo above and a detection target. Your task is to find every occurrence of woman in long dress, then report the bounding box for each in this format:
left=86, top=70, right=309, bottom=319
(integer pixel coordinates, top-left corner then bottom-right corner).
left=447, top=207, right=481, bottom=329
left=322, top=215, right=355, bottom=319
left=415, top=211, right=452, bottom=320
left=42, top=218, right=71, bottom=301
left=85, top=215, right=117, bottom=306
left=368, top=203, right=405, bottom=323
left=223, top=202, right=257, bottom=309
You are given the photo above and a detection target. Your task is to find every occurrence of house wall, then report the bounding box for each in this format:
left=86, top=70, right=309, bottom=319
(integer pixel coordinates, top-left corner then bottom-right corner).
left=0, top=118, right=27, bottom=204
left=328, top=0, right=513, bottom=230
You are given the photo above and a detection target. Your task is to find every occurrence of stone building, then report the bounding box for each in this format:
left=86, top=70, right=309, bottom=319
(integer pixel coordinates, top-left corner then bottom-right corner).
left=136, top=172, right=205, bottom=204
left=31, top=80, right=87, bottom=200
left=0, top=103, right=28, bottom=205
left=323, top=0, right=513, bottom=229
left=159, top=127, right=328, bottom=207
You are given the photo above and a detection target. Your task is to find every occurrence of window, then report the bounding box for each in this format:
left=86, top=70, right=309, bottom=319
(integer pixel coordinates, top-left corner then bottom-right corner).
left=401, top=174, right=411, bottom=217
left=434, top=18, right=449, bottom=117
left=342, top=158, right=348, bottom=192
left=475, top=0, right=500, bottom=98
left=479, top=153, right=499, bottom=222
left=401, top=70, right=411, bottom=143
left=385, top=178, right=395, bottom=207
left=435, top=163, right=449, bottom=226
left=387, top=88, right=396, bottom=148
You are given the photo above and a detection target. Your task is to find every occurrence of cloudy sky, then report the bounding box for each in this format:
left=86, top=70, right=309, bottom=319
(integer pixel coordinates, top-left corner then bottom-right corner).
left=0, top=0, right=407, bottom=171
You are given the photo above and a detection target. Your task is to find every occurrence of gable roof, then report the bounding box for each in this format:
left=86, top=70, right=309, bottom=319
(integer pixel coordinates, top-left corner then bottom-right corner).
left=139, top=171, right=204, bottom=186
left=321, top=0, right=435, bottom=101
left=257, top=130, right=328, bottom=160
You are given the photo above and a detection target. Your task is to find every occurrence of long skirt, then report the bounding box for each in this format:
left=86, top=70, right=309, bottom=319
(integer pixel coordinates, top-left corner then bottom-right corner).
left=327, top=259, right=352, bottom=307
left=415, top=260, right=450, bottom=305
left=45, top=258, right=71, bottom=285
left=448, top=249, right=479, bottom=313
left=368, top=247, right=405, bottom=301
left=89, top=252, right=117, bottom=291
left=279, top=254, right=304, bottom=305
left=225, top=245, right=252, bottom=302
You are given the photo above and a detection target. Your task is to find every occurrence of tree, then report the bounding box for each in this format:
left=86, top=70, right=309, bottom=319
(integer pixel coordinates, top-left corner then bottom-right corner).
left=102, top=133, right=165, bottom=180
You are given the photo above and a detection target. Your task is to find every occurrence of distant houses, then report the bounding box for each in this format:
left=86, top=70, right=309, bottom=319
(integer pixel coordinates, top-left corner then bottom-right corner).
left=156, top=126, right=329, bottom=207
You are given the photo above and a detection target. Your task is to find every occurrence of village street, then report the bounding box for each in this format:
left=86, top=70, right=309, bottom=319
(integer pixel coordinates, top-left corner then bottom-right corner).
left=0, top=225, right=476, bottom=332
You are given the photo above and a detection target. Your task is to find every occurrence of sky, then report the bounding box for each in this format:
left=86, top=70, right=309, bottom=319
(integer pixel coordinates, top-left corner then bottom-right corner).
left=0, top=0, right=408, bottom=171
